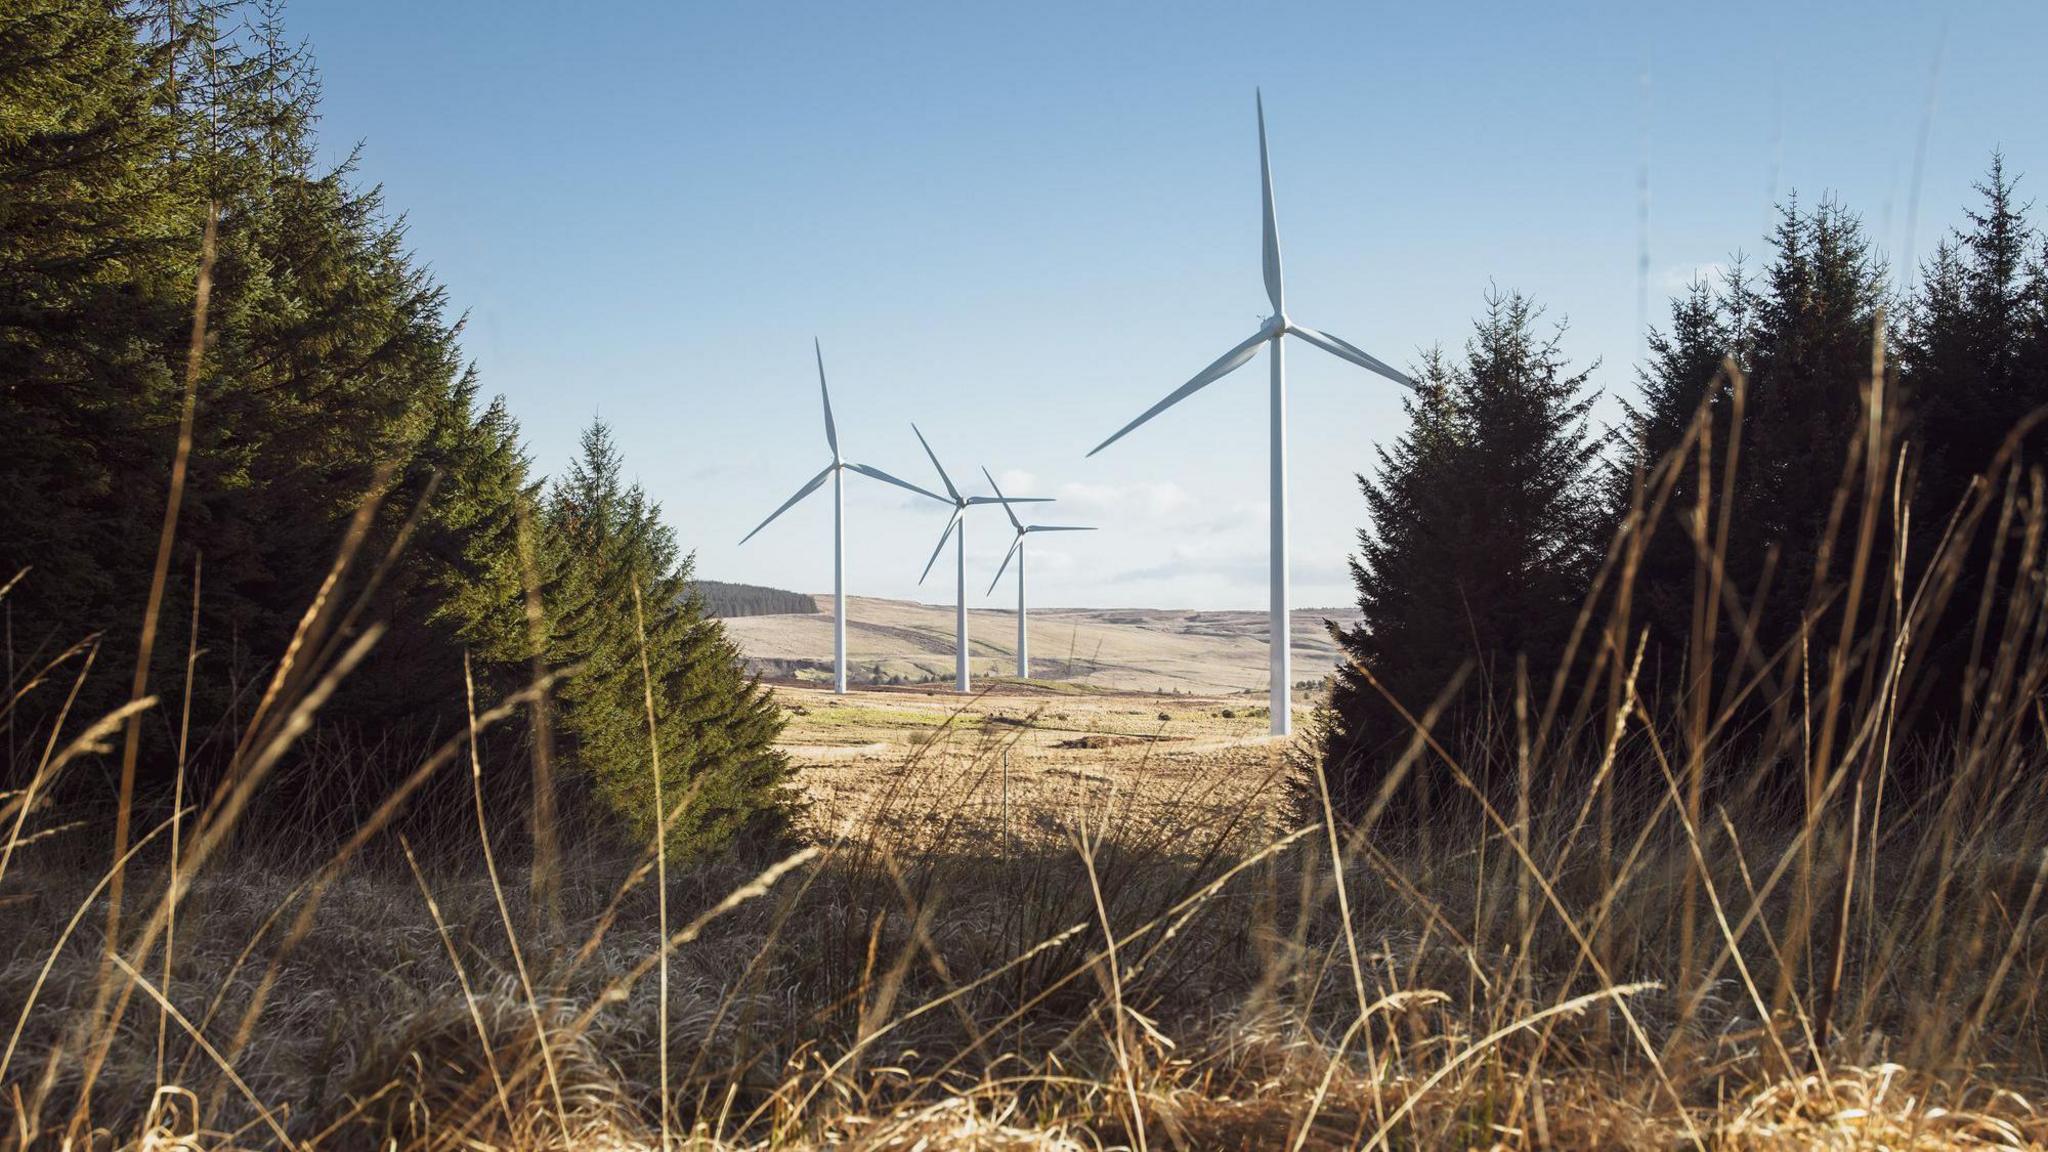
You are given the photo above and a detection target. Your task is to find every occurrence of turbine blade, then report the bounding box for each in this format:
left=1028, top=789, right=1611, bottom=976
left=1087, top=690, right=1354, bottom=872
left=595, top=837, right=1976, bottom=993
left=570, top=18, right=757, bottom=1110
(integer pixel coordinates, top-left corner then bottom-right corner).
left=911, top=423, right=961, bottom=502
left=1087, top=328, right=1269, bottom=457
left=965, top=496, right=1053, bottom=505
left=1288, top=322, right=1417, bottom=390
left=981, top=467, right=1025, bottom=532
left=848, top=462, right=945, bottom=502
left=1257, top=89, right=1284, bottom=317
left=815, top=338, right=839, bottom=458
left=919, top=510, right=961, bottom=585
left=987, top=533, right=1023, bottom=596
left=1024, top=525, right=1095, bottom=533
left=739, top=463, right=833, bottom=545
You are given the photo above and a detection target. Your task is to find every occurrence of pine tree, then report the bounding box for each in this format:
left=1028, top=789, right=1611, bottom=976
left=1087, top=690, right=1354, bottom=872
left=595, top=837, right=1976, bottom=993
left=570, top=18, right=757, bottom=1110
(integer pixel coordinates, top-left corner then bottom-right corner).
left=1609, top=265, right=1757, bottom=688
left=1323, top=349, right=1463, bottom=788
left=545, top=421, right=794, bottom=857
left=1323, top=292, right=1606, bottom=821
left=1904, top=156, right=2047, bottom=522
left=2026, top=230, right=2048, bottom=428
left=345, top=378, right=540, bottom=728
left=1742, top=197, right=1889, bottom=640
left=0, top=0, right=192, bottom=653
left=1897, top=157, right=2048, bottom=733
left=1614, top=197, right=1884, bottom=755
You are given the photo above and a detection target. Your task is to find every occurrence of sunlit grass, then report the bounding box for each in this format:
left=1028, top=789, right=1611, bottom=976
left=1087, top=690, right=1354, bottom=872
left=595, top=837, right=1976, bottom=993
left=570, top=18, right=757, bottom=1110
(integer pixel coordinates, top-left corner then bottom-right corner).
left=8, top=336, right=2048, bottom=1151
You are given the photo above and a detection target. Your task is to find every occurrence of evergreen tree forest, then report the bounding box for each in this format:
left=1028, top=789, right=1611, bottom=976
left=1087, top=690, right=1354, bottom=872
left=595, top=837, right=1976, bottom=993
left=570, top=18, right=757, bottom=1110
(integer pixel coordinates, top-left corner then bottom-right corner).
left=692, top=581, right=820, bottom=619
left=1324, top=170, right=2048, bottom=823
left=0, top=1, right=791, bottom=856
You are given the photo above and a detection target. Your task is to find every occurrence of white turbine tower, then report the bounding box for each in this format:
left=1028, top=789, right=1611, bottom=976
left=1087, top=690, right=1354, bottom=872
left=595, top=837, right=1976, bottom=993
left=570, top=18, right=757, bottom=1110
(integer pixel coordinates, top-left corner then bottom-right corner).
left=740, top=340, right=942, bottom=694
left=1088, top=90, right=1414, bottom=737
left=982, top=468, right=1092, bottom=680
left=907, top=426, right=1051, bottom=693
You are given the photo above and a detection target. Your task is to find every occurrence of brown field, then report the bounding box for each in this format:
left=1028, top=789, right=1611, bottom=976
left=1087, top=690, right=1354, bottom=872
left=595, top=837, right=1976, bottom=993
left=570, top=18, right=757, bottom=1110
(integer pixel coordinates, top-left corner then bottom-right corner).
left=771, top=681, right=1295, bottom=851
left=720, top=595, right=1358, bottom=696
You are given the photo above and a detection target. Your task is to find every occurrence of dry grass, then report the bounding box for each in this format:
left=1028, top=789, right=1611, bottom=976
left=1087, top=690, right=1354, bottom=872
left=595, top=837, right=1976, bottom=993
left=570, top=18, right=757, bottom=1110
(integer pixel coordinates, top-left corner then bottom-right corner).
left=775, top=684, right=1284, bottom=853
left=9, top=683, right=2048, bottom=1150
left=9, top=342, right=2048, bottom=1151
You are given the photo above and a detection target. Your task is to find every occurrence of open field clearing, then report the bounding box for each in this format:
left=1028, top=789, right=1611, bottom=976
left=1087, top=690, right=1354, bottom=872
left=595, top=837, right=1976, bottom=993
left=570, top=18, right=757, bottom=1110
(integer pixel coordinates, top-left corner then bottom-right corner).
left=721, top=597, right=1359, bottom=696
left=12, top=720, right=2048, bottom=1151
left=772, top=682, right=1296, bottom=852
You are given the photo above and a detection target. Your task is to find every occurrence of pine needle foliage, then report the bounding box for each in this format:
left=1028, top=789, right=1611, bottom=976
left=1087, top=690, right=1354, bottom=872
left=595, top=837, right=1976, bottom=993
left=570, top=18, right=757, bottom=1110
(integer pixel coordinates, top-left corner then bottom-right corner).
left=1322, top=291, right=1607, bottom=820
left=544, top=422, right=794, bottom=857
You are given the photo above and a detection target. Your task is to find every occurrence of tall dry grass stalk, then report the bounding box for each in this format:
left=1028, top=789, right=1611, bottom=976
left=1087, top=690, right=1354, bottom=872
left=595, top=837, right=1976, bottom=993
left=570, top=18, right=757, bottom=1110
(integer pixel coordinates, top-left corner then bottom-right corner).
left=629, top=579, right=670, bottom=1150
left=107, top=205, right=216, bottom=956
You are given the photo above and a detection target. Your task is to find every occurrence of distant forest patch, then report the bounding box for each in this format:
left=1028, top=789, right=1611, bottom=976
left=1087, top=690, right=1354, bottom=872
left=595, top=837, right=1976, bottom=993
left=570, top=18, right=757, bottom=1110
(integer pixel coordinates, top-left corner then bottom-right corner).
left=695, top=581, right=819, bottom=618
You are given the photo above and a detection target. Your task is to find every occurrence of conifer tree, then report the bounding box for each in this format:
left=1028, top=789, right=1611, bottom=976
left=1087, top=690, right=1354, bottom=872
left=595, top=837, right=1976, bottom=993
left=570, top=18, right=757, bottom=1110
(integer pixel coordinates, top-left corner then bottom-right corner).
left=1608, top=266, right=1756, bottom=685
left=0, top=0, right=190, bottom=649
left=545, top=421, right=793, bottom=857
left=1904, top=156, right=2048, bottom=522
left=1323, top=293, right=1606, bottom=821
left=1740, top=197, right=1889, bottom=641
left=1608, top=198, right=1884, bottom=761
left=1897, top=157, right=2048, bottom=730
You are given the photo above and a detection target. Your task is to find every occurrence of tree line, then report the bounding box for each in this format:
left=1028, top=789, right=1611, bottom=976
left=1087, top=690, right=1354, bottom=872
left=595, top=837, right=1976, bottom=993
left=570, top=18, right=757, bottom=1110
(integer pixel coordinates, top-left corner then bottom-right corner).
left=1, top=1, right=791, bottom=856
left=693, top=582, right=820, bottom=619
left=1321, top=165, right=2048, bottom=823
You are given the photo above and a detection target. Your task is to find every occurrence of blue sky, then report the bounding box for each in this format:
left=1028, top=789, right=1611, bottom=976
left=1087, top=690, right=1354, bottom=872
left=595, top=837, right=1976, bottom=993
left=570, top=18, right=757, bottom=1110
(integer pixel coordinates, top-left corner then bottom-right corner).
left=292, top=0, right=2046, bottom=609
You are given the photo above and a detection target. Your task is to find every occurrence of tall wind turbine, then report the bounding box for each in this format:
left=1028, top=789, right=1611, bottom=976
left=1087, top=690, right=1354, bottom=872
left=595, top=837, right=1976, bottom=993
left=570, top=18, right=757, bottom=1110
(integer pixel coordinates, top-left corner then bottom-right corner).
left=1087, top=91, right=1414, bottom=737
left=740, top=340, right=942, bottom=694
left=983, top=469, right=1093, bottom=680
left=908, top=427, right=1051, bottom=693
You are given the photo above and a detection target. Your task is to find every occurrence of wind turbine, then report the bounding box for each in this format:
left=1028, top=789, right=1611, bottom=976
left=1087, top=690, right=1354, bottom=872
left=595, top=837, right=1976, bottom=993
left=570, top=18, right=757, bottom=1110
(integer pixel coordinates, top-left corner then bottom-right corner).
left=740, top=340, right=943, bottom=694
left=908, top=426, right=1051, bottom=693
left=982, top=468, right=1093, bottom=680
left=1087, top=90, right=1414, bottom=737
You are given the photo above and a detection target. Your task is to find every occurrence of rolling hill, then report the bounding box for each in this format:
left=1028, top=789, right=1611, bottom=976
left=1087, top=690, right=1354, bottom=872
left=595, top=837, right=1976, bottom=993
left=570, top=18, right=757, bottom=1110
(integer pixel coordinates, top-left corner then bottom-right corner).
left=717, top=594, right=1361, bottom=696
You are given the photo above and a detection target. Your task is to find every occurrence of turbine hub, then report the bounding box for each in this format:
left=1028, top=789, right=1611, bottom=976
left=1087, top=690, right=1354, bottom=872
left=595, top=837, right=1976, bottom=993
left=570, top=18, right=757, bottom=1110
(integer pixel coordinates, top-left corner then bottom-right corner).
left=1264, top=313, right=1288, bottom=337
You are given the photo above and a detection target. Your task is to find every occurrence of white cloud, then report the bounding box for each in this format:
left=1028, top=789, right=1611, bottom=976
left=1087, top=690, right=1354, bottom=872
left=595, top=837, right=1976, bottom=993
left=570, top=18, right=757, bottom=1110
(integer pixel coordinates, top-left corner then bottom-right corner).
left=1054, top=479, right=1192, bottom=517
left=996, top=468, right=1038, bottom=496
left=1188, top=499, right=1264, bottom=536
left=1111, top=535, right=1265, bottom=584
